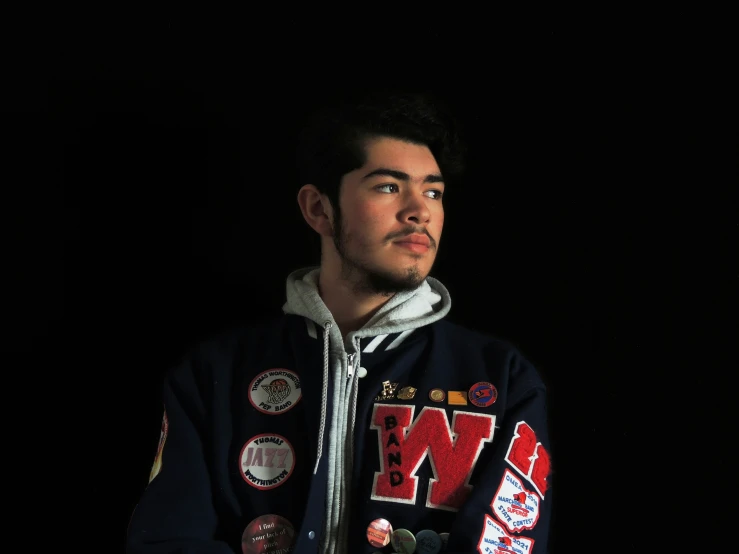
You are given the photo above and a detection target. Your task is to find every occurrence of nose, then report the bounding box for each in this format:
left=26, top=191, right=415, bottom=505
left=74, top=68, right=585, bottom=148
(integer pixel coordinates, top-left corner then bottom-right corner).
left=400, top=191, right=431, bottom=225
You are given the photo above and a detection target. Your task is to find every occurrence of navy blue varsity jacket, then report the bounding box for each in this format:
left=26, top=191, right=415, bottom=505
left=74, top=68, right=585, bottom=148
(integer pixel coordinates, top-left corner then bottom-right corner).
left=126, top=267, right=553, bottom=554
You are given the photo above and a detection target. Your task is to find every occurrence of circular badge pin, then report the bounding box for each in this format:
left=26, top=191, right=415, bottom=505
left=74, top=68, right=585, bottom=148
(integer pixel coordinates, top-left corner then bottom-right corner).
left=468, top=381, right=498, bottom=407
left=438, top=532, right=449, bottom=551
left=415, top=530, right=442, bottom=554
left=248, top=369, right=302, bottom=415
left=366, top=518, right=393, bottom=548
left=239, top=433, right=295, bottom=490
left=429, top=388, right=445, bottom=402
left=241, top=514, right=295, bottom=554
left=391, top=528, right=416, bottom=553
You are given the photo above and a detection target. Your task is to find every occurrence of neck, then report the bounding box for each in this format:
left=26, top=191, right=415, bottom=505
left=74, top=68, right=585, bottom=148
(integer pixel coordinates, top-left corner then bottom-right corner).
left=317, top=267, right=394, bottom=338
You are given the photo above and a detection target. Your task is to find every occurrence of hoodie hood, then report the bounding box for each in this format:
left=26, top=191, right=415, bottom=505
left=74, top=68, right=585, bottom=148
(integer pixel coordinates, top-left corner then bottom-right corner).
left=282, top=266, right=451, bottom=343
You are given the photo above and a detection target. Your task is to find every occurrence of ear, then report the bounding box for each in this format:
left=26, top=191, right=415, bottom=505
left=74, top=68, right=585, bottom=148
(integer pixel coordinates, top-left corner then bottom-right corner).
left=297, top=184, right=335, bottom=237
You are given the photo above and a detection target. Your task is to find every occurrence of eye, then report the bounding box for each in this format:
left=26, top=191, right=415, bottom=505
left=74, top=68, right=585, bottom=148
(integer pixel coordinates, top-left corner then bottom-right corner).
left=376, top=184, right=399, bottom=193
left=375, top=184, right=443, bottom=200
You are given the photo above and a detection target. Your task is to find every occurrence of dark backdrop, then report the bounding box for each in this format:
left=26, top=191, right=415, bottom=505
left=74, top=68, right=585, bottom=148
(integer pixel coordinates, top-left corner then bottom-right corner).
left=5, top=27, right=733, bottom=553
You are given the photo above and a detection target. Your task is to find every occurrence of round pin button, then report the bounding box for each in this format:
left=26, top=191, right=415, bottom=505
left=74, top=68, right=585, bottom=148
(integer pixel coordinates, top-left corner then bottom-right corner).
left=415, top=530, right=441, bottom=554
left=357, top=367, right=368, bottom=378
left=366, top=518, right=393, bottom=548
left=429, top=388, right=445, bottom=402
left=391, top=528, right=416, bottom=553
left=438, top=532, right=449, bottom=552
left=468, top=381, right=498, bottom=407
left=248, top=369, right=302, bottom=415
left=241, top=514, right=295, bottom=554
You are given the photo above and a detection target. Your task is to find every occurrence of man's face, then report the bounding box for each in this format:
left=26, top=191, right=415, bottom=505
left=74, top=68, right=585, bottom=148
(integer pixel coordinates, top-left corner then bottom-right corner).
left=329, top=136, right=445, bottom=295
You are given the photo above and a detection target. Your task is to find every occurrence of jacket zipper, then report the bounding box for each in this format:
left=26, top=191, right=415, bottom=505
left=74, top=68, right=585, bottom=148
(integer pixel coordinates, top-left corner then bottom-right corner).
left=346, top=352, right=355, bottom=378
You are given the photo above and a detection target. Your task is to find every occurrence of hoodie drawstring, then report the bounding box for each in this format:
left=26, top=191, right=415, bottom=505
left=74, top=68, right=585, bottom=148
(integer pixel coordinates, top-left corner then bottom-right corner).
left=313, top=321, right=332, bottom=474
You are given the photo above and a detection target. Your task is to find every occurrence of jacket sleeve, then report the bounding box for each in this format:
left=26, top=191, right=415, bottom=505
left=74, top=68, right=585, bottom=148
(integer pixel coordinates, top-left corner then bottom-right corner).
left=448, top=362, right=554, bottom=553
left=125, top=358, right=236, bottom=554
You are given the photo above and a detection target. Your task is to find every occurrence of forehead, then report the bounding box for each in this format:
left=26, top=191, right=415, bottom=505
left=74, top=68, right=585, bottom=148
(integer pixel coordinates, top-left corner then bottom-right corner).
left=362, top=137, right=440, bottom=175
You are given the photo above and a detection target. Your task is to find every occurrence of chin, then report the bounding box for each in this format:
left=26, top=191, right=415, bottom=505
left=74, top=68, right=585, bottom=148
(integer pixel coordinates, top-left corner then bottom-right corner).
left=365, top=264, right=428, bottom=294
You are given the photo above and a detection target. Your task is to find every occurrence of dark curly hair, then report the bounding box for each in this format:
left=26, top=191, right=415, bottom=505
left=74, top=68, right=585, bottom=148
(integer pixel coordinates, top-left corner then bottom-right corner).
left=296, top=89, right=466, bottom=219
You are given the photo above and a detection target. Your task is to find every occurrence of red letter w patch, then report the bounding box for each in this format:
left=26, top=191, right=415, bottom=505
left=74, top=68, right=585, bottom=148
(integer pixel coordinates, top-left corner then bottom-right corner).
left=370, top=405, right=495, bottom=511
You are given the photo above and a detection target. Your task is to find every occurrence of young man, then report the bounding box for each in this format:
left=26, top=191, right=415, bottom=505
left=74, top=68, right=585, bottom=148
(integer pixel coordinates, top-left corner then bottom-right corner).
left=126, top=92, right=553, bottom=554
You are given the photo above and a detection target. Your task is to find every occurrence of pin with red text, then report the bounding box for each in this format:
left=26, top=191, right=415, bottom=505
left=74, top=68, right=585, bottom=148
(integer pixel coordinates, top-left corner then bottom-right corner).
left=492, top=469, right=541, bottom=533
left=239, top=433, right=295, bottom=490
left=249, top=369, right=302, bottom=415
left=241, top=514, right=295, bottom=554
left=468, top=381, right=498, bottom=407
left=477, top=515, right=534, bottom=554
left=367, top=518, right=393, bottom=548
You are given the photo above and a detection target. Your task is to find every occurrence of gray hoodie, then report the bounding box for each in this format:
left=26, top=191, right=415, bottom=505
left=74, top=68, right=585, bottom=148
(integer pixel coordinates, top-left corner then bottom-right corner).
left=282, top=266, right=452, bottom=554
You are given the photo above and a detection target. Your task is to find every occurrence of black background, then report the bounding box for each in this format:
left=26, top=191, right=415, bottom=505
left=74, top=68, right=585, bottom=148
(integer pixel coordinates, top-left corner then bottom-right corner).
left=4, top=24, right=734, bottom=553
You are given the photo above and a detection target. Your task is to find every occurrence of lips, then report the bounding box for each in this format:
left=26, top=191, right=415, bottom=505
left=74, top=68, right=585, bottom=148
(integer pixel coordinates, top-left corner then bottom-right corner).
left=393, top=234, right=431, bottom=247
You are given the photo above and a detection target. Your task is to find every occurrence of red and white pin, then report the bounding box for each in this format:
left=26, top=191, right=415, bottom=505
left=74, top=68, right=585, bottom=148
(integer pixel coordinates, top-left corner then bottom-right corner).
left=239, top=433, right=295, bottom=491
left=366, top=518, right=393, bottom=548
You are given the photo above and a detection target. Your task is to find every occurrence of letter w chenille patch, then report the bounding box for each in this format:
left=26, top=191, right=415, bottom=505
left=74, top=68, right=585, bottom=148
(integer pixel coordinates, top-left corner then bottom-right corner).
left=370, top=405, right=495, bottom=511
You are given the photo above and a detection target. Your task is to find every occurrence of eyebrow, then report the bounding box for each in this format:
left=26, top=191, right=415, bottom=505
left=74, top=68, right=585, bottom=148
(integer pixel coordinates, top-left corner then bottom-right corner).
left=362, top=168, right=444, bottom=184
